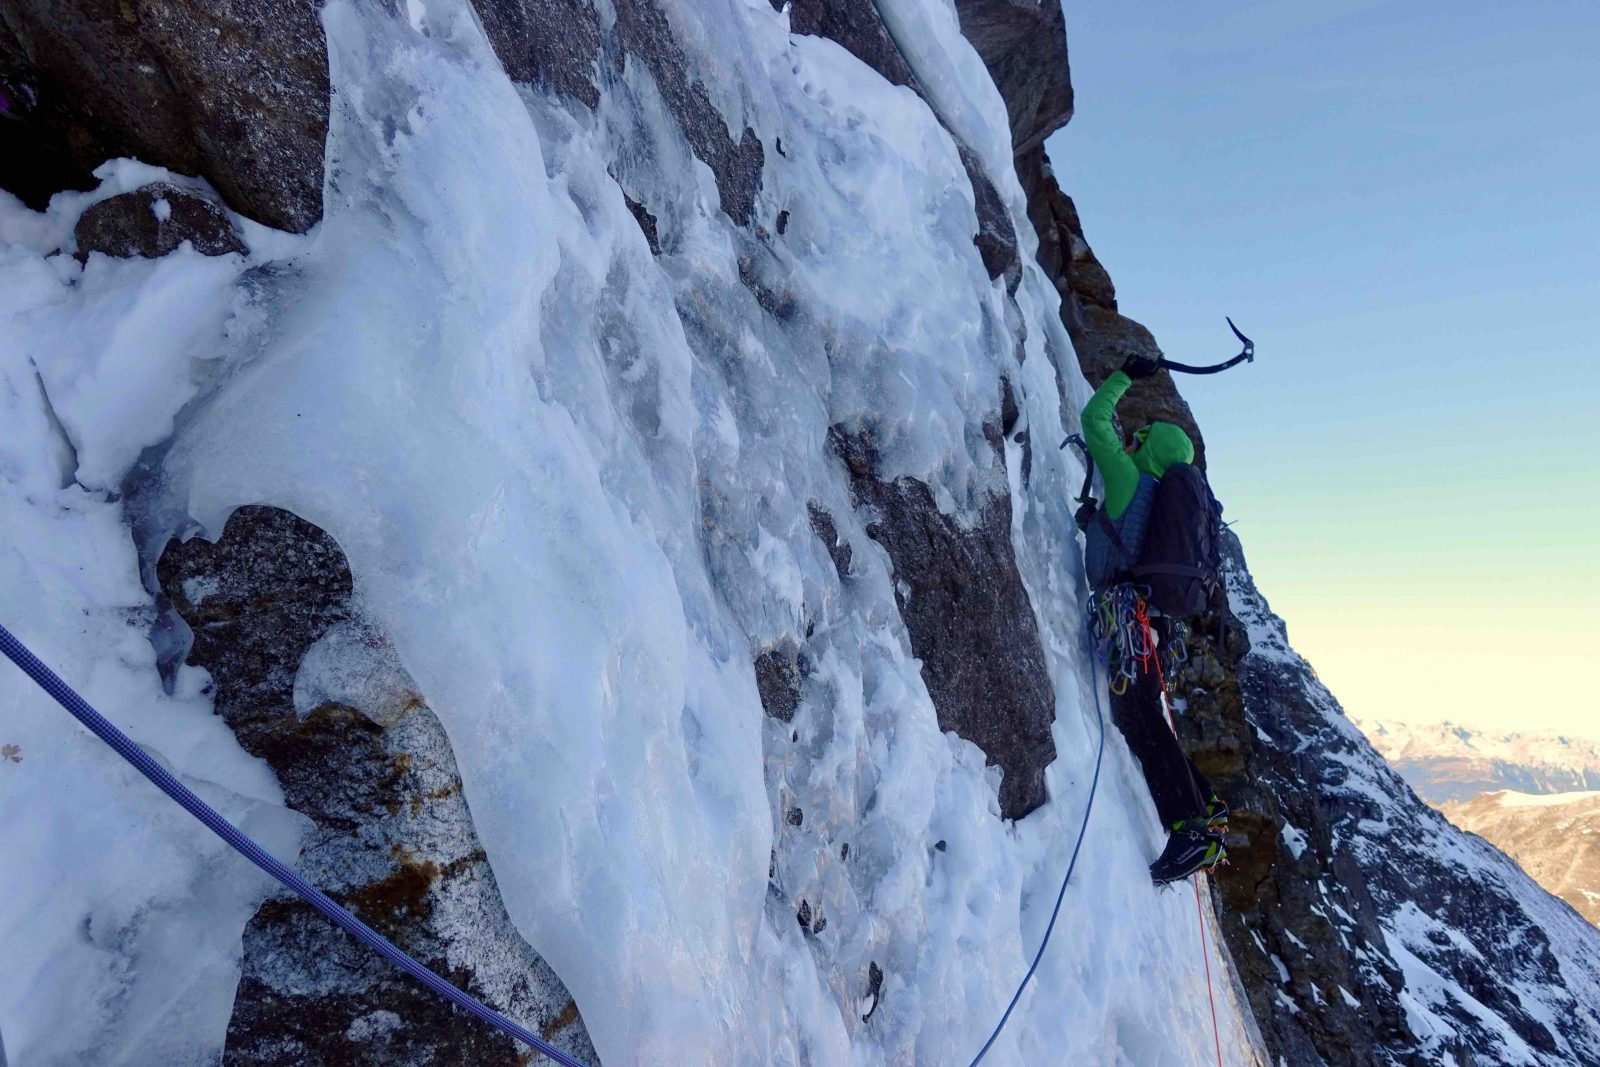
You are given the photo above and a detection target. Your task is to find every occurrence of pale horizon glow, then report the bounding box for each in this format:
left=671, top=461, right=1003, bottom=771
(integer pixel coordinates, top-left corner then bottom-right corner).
left=1046, top=0, right=1600, bottom=735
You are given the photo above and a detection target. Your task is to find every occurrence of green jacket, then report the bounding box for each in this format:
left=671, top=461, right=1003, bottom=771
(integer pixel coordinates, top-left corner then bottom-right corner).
left=1081, top=370, right=1195, bottom=519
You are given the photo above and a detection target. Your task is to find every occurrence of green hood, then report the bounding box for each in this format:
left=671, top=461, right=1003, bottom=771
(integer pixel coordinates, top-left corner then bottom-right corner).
left=1132, top=421, right=1194, bottom=478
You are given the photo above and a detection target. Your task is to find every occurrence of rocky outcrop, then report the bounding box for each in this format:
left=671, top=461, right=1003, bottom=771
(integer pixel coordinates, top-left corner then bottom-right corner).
left=0, top=0, right=328, bottom=232
left=1205, top=543, right=1600, bottom=1064
left=74, top=183, right=246, bottom=259
left=829, top=427, right=1056, bottom=820
left=1018, top=147, right=1211, bottom=467
left=611, top=1, right=764, bottom=228
left=754, top=640, right=805, bottom=723
left=952, top=0, right=1074, bottom=156
left=156, top=506, right=594, bottom=1066
left=472, top=0, right=603, bottom=108
left=1441, top=790, right=1600, bottom=926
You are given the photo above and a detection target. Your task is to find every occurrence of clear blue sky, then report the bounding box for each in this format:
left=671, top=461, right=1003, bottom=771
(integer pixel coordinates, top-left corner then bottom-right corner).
left=1045, top=1, right=1600, bottom=733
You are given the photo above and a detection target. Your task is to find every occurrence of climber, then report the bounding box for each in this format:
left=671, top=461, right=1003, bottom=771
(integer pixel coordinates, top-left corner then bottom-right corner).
left=1080, top=353, right=1227, bottom=885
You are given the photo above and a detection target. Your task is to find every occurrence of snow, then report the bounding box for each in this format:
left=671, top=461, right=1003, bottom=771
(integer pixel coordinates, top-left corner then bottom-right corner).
left=1488, top=789, right=1600, bottom=809
left=0, top=0, right=1264, bottom=1064
left=1279, top=821, right=1307, bottom=860
left=0, top=218, right=305, bottom=1062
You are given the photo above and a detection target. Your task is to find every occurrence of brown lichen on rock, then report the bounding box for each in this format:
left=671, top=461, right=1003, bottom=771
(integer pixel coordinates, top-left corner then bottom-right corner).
left=157, top=506, right=595, bottom=1065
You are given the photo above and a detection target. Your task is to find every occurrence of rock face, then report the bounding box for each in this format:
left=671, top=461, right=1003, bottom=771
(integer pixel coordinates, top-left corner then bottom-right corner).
left=611, top=1, right=765, bottom=228
left=1441, top=790, right=1600, bottom=926
left=157, top=506, right=594, bottom=1066
left=830, top=427, right=1056, bottom=820
left=1018, top=149, right=1211, bottom=467
left=1211, top=547, right=1600, bottom=1063
left=952, top=0, right=1074, bottom=155
left=74, top=183, right=246, bottom=259
left=0, top=0, right=328, bottom=232
left=472, top=0, right=603, bottom=108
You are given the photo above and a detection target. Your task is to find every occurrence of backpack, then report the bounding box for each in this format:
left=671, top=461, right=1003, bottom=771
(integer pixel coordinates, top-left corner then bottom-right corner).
left=1131, top=463, right=1223, bottom=618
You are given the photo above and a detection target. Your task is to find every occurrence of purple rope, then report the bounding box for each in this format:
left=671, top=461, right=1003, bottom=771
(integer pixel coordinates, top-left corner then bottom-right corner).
left=0, top=621, right=588, bottom=1067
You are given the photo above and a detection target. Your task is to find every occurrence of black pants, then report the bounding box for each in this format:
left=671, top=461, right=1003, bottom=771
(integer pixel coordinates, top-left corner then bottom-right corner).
left=1109, top=651, right=1211, bottom=829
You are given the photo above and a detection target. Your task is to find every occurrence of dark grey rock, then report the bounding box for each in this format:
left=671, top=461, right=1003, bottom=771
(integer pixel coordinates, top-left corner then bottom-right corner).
left=862, top=960, right=883, bottom=1022
left=755, top=641, right=804, bottom=723
left=623, top=190, right=662, bottom=255
left=958, top=145, right=1020, bottom=285
left=0, top=0, right=328, bottom=232
left=785, top=0, right=919, bottom=90
left=75, top=183, right=246, bottom=259
left=807, top=502, right=852, bottom=580
left=952, top=0, right=1073, bottom=155
left=472, top=0, right=602, bottom=108
left=737, top=244, right=799, bottom=321
left=156, top=507, right=595, bottom=1066
left=610, top=1, right=764, bottom=227
left=829, top=427, right=1055, bottom=820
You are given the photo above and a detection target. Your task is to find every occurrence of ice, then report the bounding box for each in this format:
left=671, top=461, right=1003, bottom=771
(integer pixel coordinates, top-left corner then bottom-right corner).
left=1, top=0, right=1268, bottom=1063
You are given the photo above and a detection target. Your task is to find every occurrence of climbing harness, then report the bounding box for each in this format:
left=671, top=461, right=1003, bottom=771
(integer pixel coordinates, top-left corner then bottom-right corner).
left=966, top=624, right=1108, bottom=1066
left=0, top=622, right=589, bottom=1067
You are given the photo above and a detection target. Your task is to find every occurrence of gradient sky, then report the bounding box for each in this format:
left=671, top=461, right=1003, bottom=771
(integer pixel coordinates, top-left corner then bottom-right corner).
left=1044, top=1, right=1600, bottom=734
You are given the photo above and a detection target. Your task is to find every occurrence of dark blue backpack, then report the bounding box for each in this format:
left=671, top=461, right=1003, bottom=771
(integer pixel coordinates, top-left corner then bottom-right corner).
left=1131, top=463, right=1223, bottom=618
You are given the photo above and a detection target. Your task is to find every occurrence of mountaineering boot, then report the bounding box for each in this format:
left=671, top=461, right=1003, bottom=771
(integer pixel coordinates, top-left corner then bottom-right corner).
left=1150, top=824, right=1226, bottom=885
left=1205, top=795, right=1229, bottom=830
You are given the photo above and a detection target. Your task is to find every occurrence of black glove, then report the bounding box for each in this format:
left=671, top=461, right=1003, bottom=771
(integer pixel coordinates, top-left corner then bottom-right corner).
left=1121, top=353, right=1162, bottom=380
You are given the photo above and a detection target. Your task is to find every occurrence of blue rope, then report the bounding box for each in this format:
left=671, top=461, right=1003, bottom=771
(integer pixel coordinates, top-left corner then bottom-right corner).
left=0, top=622, right=588, bottom=1067
left=967, top=654, right=1107, bottom=1065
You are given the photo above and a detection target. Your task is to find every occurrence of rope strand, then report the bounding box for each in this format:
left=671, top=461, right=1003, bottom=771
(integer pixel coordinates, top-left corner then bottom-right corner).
left=0, top=622, right=588, bottom=1067
left=1193, top=876, right=1225, bottom=1067
left=967, top=646, right=1108, bottom=1065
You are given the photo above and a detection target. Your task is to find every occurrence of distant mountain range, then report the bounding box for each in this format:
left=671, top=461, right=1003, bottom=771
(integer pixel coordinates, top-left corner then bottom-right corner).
left=1440, top=791, right=1600, bottom=925
left=1357, top=718, right=1600, bottom=804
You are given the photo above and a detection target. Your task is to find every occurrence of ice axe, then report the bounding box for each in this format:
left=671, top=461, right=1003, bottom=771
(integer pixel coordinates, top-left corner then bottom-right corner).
left=1155, top=317, right=1255, bottom=375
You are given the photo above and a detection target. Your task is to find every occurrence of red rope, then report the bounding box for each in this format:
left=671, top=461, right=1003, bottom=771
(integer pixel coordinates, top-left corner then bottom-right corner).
left=1193, top=875, right=1225, bottom=1067
left=1154, top=613, right=1224, bottom=1063
left=1134, top=597, right=1157, bottom=675
left=1145, top=607, right=1178, bottom=735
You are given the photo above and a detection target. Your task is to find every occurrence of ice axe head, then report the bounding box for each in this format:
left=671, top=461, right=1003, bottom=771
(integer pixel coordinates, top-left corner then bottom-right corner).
left=1226, top=316, right=1255, bottom=363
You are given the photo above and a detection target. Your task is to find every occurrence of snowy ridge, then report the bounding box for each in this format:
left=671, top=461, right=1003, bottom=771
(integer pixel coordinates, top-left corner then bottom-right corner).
left=1358, top=717, right=1600, bottom=804
left=1441, top=789, right=1600, bottom=925
left=1227, top=546, right=1600, bottom=1064
left=1, top=1, right=1260, bottom=1063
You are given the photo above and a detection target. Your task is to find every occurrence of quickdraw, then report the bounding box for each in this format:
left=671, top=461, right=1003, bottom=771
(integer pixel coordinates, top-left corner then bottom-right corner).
left=1088, top=587, right=1190, bottom=695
